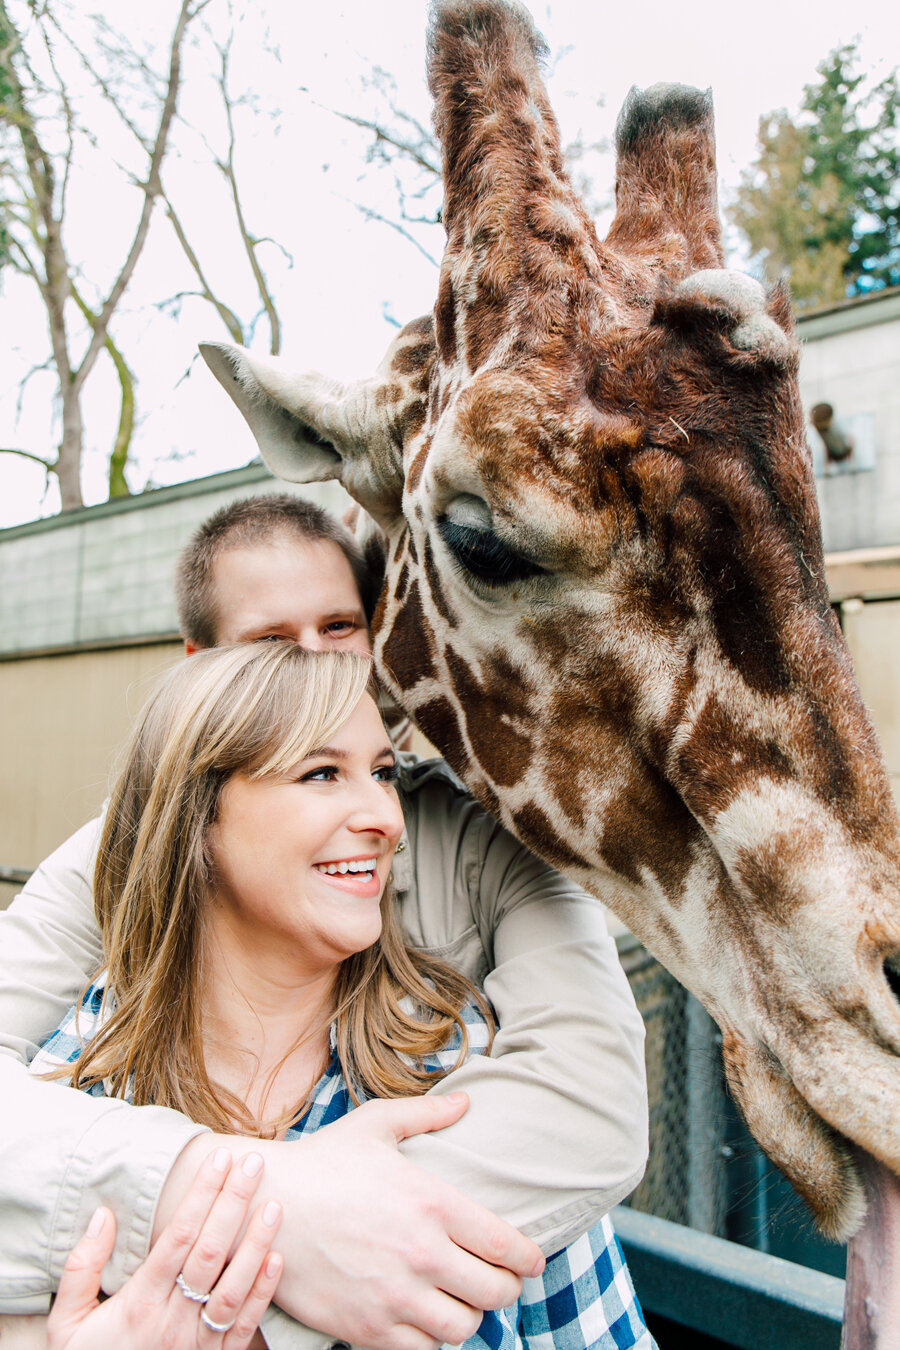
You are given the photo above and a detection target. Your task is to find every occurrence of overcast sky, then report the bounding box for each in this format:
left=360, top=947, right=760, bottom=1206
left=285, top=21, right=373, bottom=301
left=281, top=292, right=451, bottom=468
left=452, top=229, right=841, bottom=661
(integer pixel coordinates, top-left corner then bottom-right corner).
left=1, top=0, right=896, bottom=527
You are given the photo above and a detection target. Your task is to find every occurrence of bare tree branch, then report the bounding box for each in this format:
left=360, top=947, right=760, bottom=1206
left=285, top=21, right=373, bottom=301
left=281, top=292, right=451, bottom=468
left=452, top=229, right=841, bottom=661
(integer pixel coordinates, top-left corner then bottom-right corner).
left=253, top=234, right=294, bottom=266
left=388, top=165, right=440, bottom=226
left=214, top=31, right=280, bottom=353
left=348, top=198, right=440, bottom=267
left=331, top=106, right=440, bottom=177
left=70, top=282, right=133, bottom=497
left=38, top=16, right=75, bottom=217
left=1, top=2, right=73, bottom=387
left=163, top=198, right=245, bottom=343
left=1, top=0, right=282, bottom=513
left=8, top=233, right=42, bottom=286
left=173, top=350, right=201, bottom=390
left=15, top=355, right=53, bottom=421
left=44, top=8, right=152, bottom=154
left=73, top=0, right=211, bottom=391
left=327, top=46, right=608, bottom=261
left=0, top=445, right=54, bottom=469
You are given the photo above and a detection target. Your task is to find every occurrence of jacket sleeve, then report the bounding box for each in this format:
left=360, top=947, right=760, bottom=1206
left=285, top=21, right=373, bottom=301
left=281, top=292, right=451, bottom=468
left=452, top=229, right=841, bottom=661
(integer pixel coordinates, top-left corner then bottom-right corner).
left=0, top=822, right=207, bottom=1312
left=396, top=771, right=648, bottom=1254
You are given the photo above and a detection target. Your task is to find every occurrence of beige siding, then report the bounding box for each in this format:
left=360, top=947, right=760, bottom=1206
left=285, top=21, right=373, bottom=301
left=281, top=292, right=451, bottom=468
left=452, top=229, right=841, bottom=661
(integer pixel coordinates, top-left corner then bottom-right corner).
left=0, top=642, right=183, bottom=906
left=840, top=599, right=900, bottom=804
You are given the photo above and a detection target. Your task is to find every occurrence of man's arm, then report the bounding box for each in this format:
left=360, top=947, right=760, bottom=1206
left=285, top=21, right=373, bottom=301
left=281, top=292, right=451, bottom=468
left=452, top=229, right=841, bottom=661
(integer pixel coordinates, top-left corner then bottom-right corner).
left=396, top=765, right=649, bottom=1253
left=0, top=820, right=209, bottom=1308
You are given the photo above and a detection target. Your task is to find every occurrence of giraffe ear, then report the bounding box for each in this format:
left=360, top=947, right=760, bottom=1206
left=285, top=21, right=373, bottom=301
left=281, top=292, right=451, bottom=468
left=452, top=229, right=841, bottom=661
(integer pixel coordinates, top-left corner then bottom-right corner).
left=200, top=343, right=344, bottom=484
left=199, top=342, right=404, bottom=520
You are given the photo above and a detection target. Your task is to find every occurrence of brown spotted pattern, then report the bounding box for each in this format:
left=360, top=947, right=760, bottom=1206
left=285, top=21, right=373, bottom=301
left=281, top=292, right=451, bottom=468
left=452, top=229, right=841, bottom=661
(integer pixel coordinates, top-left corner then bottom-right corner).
left=369, top=2, right=900, bottom=1242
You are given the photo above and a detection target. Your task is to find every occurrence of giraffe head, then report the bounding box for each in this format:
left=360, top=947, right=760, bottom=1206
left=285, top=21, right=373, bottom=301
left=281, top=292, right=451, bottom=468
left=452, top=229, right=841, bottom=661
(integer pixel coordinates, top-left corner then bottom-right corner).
left=201, top=0, right=900, bottom=1238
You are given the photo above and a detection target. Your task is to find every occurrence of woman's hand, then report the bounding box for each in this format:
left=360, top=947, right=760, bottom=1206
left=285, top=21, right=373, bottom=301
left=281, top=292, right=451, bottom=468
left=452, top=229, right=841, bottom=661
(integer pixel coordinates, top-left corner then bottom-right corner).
left=47, top=1148, right=283, bottom=1350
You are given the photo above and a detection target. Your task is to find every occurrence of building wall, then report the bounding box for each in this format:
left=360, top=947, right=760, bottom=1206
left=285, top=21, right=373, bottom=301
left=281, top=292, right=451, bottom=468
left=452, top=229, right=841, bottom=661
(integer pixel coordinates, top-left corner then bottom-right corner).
left=840, top=598, right=900, bottom=803
left=0, top=642, right=183, bottom=909
left=798, top=292, right=900, bottom=554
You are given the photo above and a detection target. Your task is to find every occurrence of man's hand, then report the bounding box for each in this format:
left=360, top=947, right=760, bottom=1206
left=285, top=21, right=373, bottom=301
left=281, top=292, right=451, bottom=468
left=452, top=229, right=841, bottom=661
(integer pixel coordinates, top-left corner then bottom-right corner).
left=156, top=1092, right=544, bottom=1350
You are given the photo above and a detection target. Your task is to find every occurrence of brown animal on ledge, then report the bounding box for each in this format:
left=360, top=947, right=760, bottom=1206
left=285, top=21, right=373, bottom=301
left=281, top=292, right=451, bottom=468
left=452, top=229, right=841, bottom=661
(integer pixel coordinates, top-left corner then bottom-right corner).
left=200, top=2, right=900, bottom=1342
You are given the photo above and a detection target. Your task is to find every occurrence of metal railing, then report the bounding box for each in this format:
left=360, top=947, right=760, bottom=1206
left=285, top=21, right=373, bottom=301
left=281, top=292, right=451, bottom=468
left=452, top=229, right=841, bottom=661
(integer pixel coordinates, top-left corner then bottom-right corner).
left=614, top=1206, right=844, bottom=1349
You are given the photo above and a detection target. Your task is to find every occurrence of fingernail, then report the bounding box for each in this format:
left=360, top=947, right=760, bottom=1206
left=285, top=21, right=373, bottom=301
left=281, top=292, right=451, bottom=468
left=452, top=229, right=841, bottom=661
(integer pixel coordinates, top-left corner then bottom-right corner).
left=265, top=1253, right=281, bottom=1279
left=262, top=1201, right=281, bottom=1227
left=213, top=1147, right=231, bottom=1173
left=444, top=1091, right=466, bottom=1105
left=241, top=1151, right=263, bottom=1177
left=530, top=1254, right=546, bottom=1278
left=86, top=1207, right=106, bottom=1239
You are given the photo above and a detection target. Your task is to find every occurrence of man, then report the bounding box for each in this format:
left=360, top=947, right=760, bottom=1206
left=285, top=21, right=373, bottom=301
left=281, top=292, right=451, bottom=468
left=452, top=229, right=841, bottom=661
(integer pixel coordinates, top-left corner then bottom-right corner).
left=0, top=494, right=648, bottom=1349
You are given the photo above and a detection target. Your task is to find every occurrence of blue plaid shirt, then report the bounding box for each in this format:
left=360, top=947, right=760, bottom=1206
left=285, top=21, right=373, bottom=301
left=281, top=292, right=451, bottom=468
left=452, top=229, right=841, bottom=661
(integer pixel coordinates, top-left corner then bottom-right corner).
left=32, top=976, right=654, bottom=1350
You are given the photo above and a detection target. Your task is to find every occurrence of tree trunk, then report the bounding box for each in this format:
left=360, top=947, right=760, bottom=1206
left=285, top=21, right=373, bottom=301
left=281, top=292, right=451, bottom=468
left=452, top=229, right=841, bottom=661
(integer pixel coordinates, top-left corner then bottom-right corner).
left=56, top=389, right=84, bottom=511
left=106, top=340, right=134, bottom=499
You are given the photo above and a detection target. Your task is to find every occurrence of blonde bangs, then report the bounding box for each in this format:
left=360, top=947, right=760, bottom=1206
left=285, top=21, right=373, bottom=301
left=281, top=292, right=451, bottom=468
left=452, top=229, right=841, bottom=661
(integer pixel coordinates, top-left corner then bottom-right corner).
left=248, top=652, right=374, bottom=780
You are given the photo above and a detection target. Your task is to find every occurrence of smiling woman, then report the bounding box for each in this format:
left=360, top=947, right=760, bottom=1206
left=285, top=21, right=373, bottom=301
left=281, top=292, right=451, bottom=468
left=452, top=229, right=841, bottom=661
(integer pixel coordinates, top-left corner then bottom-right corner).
left=36, top=642, right=490, bottom=1138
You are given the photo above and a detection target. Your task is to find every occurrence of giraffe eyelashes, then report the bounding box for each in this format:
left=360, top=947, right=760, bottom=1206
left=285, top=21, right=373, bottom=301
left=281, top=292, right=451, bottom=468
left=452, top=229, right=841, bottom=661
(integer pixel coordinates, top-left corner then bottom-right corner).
left=437, top=516, right=546, bottom=588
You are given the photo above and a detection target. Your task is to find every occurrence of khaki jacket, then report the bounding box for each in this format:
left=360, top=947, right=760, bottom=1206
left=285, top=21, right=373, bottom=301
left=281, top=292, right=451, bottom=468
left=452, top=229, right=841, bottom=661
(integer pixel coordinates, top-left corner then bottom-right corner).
left=0, top=756, right=647, bottom=1346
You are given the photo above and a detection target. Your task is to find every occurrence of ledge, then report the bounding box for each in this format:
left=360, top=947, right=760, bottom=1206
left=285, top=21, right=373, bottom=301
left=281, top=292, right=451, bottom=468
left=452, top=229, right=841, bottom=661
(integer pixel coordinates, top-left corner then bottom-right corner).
left=614, top=1206, right=843, bottom=1349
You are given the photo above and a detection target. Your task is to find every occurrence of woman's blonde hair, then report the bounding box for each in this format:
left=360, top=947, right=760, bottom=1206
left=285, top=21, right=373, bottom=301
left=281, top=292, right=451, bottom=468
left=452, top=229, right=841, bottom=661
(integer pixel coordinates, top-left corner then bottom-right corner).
left=59, top=643, right=492, bottom=1134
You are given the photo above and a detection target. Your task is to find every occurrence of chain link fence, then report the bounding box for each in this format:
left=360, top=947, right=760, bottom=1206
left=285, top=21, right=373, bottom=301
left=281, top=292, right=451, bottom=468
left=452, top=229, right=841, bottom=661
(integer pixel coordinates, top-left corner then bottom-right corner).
left=617, top=934, right=729, bottom=1237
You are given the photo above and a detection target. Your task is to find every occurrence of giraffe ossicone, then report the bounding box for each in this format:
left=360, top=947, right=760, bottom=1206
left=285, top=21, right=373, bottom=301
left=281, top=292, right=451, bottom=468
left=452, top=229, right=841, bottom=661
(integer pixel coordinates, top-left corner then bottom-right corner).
left=202, top=0, right=900, bottom=1267
left=670, top=270, right=794, bottom=359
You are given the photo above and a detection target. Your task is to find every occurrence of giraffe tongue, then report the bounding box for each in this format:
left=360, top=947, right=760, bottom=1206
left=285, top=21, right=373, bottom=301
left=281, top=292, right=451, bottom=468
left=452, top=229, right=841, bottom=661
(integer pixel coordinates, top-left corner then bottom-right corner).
left=843, top=1156, right=900, bottom=1348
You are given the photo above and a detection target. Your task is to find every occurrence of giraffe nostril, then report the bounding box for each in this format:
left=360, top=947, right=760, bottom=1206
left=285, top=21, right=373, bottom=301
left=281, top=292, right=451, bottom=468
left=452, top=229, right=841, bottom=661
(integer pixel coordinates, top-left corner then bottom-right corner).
left=883, top=958, right=900, bottom=1008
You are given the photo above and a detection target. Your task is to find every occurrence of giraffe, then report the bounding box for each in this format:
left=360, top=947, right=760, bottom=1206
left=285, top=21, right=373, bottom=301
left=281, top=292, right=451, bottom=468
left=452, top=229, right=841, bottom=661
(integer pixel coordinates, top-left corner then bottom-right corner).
left=200, top=0, right=900, bottom=1337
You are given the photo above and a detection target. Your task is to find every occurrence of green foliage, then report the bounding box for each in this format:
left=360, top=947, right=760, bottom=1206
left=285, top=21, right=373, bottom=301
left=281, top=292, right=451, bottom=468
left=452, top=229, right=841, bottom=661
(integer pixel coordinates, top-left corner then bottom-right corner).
left=0, top=3, right=17, bottom=271
left=732, top=43, right=900, bottom=309
left=0, top=3, right=14, bottom=104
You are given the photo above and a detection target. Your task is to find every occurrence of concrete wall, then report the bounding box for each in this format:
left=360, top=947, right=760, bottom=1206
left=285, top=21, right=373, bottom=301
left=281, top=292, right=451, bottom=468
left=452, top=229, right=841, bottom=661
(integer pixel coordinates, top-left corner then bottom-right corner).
left=0, top=642, right=183, bottom=909
left=840, top=598, right=900, bottom=803
left=798, top=292, right=900, bottom=554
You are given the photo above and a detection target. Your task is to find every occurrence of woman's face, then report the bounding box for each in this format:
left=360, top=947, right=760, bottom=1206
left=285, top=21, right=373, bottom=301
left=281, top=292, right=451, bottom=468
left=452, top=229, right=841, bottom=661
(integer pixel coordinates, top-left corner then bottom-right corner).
left=207, top=693, right=404, bottom=975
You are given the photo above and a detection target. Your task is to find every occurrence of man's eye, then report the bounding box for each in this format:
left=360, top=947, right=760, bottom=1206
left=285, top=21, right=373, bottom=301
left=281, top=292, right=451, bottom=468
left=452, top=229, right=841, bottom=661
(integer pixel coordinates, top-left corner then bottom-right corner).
left=373, top=763, right=399, bottom=783
left=325, top=621, right=356, bottom=635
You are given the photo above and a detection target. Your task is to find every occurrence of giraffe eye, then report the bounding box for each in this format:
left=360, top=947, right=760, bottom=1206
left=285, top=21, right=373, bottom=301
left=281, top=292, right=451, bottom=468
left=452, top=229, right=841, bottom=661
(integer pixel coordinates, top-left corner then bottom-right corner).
left=437, top=517, right=545, bottom=587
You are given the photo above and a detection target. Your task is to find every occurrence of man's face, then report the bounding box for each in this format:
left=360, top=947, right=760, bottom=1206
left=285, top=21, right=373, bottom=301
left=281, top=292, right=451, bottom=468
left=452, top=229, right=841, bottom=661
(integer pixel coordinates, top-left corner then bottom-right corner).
left=201, top=535, right=372, bottom=656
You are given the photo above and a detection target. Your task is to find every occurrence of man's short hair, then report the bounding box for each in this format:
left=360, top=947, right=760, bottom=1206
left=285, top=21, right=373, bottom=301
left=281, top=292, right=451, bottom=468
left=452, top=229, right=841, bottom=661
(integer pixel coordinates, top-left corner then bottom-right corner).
left=174, top=493, right=376, bottom=648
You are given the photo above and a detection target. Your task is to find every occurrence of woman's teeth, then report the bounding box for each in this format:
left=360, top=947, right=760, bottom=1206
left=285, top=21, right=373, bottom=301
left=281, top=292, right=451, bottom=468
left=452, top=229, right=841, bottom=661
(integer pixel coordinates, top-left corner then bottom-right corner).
left=315, top=860, right=377, bottom=875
